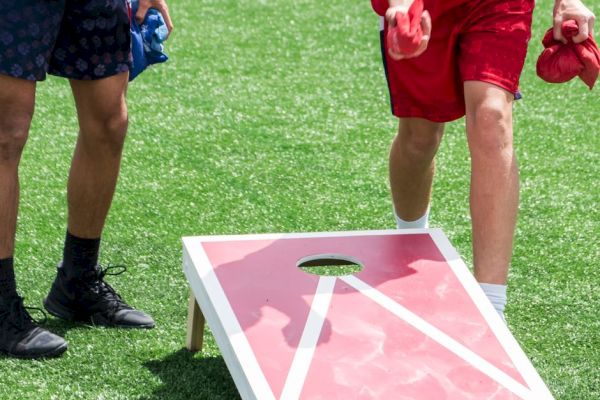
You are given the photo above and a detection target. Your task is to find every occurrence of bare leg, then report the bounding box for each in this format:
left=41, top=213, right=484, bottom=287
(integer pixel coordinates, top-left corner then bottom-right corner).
left=464, top=81, right=519, bottom=284
left=0, top=75, right=35, bottom=259
left=0, top=75, right=68, bottom=357
left=67, top=72, right=129, bottom=238
left=389, top=118, right=444, bottom=221
left=43, top=71, right=153, bottom=329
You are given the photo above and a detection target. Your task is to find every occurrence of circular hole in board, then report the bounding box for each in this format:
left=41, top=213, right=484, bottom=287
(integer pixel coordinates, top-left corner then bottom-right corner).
left=297, top=254, right=364, bottom=277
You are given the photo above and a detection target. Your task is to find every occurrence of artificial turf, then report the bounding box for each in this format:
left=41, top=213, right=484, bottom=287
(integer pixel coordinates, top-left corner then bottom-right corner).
left=0, top=0, right=598, bottom=398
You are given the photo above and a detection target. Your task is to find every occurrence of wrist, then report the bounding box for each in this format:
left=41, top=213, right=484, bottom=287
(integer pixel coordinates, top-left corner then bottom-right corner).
left=389, top=0, right=413, bottom=7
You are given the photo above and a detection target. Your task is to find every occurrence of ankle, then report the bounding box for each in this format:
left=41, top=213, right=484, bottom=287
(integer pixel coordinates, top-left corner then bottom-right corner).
left=62, top=231, right=100, bottom=275
left=394, top=206, right=430, bottom=229
left=479, top=282, right=507, bottom=317
left=0, top=257, right=17, bottom=298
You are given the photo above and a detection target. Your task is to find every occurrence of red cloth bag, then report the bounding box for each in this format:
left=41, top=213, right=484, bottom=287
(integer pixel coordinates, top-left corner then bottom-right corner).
left=536, top=20, right=600, bottom=89
left=386, top=0, right=424, bottom=56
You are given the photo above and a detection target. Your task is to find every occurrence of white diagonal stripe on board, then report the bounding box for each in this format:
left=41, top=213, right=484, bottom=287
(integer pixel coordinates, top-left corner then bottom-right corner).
left=280, top=276, right=337, bottom=400
left=341, top=275, right=535, bottom=400
left=427, top=230, right=555, bottom=399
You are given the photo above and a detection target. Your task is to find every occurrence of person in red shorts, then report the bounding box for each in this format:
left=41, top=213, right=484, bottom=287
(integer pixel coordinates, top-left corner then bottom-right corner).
left=372, top=0, right=595, bottom=320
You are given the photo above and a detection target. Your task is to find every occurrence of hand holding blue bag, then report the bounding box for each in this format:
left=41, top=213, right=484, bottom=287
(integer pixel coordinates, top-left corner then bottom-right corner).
left=129, top=0, right=170, bottom=81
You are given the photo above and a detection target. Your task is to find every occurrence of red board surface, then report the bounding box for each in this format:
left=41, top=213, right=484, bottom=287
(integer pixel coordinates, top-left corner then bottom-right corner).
left=183, top=230, right=553, bottom=400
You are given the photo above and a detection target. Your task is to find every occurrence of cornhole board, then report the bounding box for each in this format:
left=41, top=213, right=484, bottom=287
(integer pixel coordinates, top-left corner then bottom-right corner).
left=182, top=229, right=554, bottom=400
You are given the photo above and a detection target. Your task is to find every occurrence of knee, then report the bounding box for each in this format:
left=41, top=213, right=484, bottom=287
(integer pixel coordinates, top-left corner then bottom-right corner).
left=0, top=111, right=33, bottom=162
left=468, top=100, right=513, bottom=158
left=397, top=118, right=444, bottom=161
left=103, top=110, right=129, bottom=146
left=82, top=107, right=129, bottom=155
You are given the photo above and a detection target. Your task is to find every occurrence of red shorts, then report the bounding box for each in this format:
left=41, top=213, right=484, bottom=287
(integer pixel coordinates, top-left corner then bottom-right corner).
left=380, top=0, right=534, bottom=122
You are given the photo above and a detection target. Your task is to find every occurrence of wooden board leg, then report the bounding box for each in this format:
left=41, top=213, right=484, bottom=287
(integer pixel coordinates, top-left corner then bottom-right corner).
left=186, top=290, right=205, bottom=352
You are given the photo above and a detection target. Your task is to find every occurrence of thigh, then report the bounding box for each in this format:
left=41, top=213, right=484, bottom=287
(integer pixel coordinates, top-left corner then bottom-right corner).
left=459, top=0, right=534, bottom=96
left=70, top=72, right=128, bottom=128
left=48, top=0, right=132, bottom=81
left=399, top=118, right=445, bottom=139
left=0, top=0, right=65, bottom=81
left=0, top=74, right=36, bottom=131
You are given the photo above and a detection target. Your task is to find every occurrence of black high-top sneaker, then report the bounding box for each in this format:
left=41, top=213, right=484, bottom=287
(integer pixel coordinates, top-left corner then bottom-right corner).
left=44, top=263, right=155, bottom=329
left=0, top=295, right=68, bottom=358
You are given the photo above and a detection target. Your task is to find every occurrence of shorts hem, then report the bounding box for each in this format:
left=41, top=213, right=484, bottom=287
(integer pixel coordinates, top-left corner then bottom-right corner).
left=48, top=65, right=131, bottom=81
left=391, top=107, right=465, bottom=123
left=462, top=75, right=519, bottom=96
left=0, top=70, right=46, bottom=82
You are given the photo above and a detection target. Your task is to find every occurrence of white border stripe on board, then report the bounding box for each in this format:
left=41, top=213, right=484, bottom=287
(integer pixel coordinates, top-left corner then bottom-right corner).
left=183, top=228, right=431, bottom=244
left=280, top=276, right=337, bottom=400
left=184, top=238, right=276, bottom=400
left=428, top=230, right=555, bottom=399
left=340, top=275, right=535, bottom=400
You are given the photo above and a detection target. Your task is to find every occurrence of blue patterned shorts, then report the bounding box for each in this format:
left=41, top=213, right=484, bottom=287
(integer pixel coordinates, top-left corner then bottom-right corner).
left=0, top=0, right=132, bottom=81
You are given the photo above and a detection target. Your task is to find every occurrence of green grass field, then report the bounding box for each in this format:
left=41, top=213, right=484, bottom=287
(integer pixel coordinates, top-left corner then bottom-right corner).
left=1, top=0, right=598, bottom=398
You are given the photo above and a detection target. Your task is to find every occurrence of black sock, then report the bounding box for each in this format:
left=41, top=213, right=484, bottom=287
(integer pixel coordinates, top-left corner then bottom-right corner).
left=62, top=231, right=101, bottom=275
left=0, top=257, right=17, bottom=298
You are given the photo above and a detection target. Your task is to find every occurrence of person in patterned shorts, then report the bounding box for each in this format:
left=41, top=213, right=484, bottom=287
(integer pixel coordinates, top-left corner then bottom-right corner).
left=371, top=0, right=595, bottom=320
left=0, top=0, right=173, bottom=358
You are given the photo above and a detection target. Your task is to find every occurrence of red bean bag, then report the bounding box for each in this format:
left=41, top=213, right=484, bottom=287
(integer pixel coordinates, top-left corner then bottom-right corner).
left=536, top=20, right=600, bottom=90
left=386, top=0, right=424, bottom=56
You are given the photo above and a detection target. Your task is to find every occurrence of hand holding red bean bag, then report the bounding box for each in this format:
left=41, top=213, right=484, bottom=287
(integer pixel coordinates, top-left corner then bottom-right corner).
left=536, top=20, right=600, bottom=90
left=386, top=0, right=426, bottom=57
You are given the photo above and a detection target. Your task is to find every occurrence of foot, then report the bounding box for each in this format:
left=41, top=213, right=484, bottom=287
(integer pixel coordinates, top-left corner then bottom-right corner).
left=0, top=296, right=68, bottom=359
left=44, top=263, right=155, bottom=329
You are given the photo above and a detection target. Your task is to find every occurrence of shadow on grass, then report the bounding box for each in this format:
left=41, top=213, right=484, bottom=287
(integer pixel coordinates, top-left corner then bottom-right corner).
left=41, top=317, right=92, bottom=338
left=141, top=348, right=240, bottom=400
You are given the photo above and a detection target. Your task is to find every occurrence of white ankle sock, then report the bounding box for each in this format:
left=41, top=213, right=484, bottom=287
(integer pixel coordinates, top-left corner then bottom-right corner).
left=479, top=283, right=507, bottom=322
left=394, top=207, right=430, bottom=229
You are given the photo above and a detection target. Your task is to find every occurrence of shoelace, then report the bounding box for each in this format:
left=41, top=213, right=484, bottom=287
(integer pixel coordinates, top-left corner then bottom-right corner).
left=0, top=296, right=47, bottom=332
left=81, top=265, right=132, bottom=313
